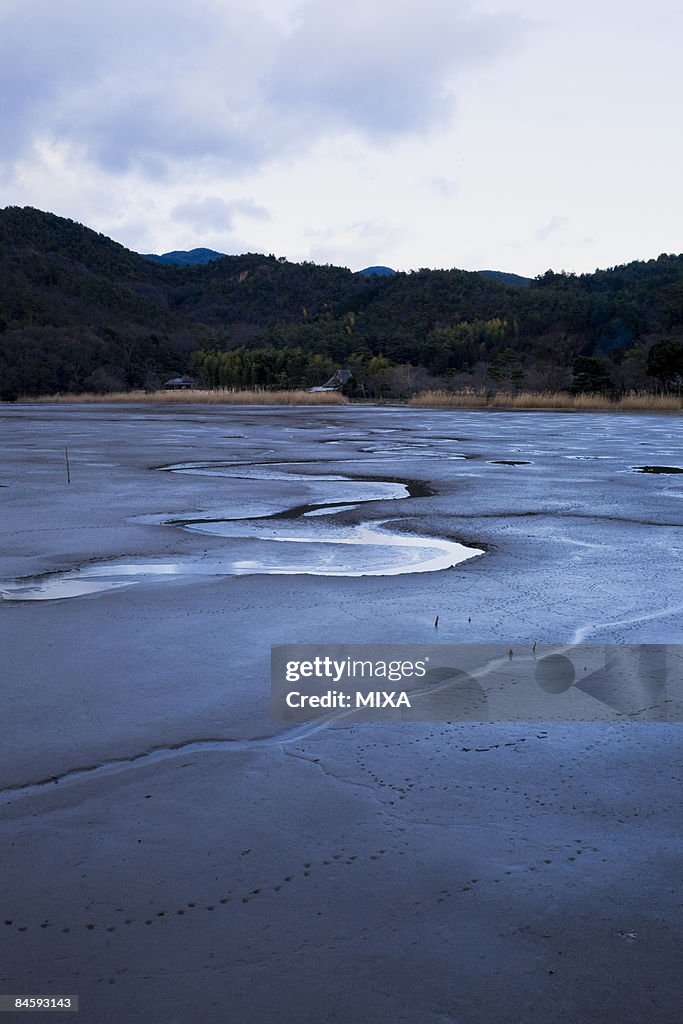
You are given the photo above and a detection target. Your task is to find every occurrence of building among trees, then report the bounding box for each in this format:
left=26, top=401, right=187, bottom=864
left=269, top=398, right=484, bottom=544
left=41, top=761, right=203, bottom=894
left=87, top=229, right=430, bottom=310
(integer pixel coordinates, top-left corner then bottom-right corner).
left=309, top=369, right=353, bottom=393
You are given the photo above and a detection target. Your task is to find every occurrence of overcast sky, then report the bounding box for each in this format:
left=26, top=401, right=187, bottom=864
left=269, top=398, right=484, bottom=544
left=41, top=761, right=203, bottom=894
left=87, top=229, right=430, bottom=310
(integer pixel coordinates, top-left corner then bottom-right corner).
left=1, top=0, right=681, bottom=275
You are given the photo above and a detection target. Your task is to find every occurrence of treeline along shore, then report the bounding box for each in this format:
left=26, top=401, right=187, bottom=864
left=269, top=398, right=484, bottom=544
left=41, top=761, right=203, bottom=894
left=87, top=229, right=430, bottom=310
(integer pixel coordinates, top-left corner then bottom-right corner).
left=1, top=206, right=682, bottom=404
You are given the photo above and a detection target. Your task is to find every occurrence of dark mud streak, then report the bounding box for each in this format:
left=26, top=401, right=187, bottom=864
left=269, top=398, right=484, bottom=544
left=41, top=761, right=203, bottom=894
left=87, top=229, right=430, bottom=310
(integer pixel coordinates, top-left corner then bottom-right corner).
left=161, top=461, right=434, bottom=525
left=155, top=458, right=437, bottom=495
left=170, top=499, right=379, bottom=526
left=155, top=457, right=345, bottom=471
left=462, top=511, right=681, bottom=527
left=0, top=732, right=304, bottom=802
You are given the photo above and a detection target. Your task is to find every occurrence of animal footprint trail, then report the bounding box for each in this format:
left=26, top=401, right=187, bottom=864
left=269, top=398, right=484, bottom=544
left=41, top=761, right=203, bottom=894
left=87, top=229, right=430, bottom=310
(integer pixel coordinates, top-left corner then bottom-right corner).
left=1, top=847, right=395, bottom=937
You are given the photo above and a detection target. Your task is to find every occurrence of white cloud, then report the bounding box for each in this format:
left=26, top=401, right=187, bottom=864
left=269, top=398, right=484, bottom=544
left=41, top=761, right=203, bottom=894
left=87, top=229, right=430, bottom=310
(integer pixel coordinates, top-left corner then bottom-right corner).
left=428, top=176, right=459, bottom=199
left=306, top=219, right=405, bottom=268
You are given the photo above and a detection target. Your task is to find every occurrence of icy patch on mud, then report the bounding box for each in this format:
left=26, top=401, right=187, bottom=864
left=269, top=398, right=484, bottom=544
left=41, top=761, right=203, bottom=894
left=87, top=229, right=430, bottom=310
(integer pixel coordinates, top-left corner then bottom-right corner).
left=0, top=525, right=479, bottom=600
left=1, top=461, right=481, bottom=600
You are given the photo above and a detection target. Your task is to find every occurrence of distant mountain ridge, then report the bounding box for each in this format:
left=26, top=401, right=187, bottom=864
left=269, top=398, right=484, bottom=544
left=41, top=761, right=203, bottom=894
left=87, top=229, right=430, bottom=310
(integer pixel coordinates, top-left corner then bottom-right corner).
left=478, top=269, right=532, bottom=287
left=143, top=257, right=530, bottom=285
left=144, top=247, right=226, bottom=266
left=358, top=266, right=396, bottom=277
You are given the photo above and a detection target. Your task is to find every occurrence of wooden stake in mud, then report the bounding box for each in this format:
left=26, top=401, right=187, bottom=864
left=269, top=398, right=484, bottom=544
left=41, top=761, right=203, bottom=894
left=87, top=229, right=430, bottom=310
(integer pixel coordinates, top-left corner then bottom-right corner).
left=64, top=446, right=71, bottom=484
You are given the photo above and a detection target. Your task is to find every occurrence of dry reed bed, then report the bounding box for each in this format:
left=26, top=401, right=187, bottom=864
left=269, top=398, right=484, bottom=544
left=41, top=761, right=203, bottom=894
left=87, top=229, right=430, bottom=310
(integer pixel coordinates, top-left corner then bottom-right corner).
left=11, top=388, right=682, bottom=411
left=408, top=390, right=682, bottom=411
left=19, top=388, right=349, bottom=406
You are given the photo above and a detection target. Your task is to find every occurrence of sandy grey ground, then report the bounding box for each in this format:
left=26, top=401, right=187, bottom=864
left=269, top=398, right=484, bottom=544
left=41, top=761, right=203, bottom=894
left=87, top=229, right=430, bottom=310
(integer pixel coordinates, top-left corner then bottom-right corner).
left=0, top=403, right=681, bottom=1023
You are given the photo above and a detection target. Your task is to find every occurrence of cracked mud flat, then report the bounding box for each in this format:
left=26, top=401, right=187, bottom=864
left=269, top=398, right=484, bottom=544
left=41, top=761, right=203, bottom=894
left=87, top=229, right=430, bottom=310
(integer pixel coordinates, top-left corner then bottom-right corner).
left=0, top=403, right=682, bottom=1024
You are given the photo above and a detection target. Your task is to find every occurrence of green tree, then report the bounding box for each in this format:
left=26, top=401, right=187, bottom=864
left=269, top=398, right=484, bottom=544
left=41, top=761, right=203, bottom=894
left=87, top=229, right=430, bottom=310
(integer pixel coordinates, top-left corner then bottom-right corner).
left=646, top=337, right=683, bottom=389
left=571, top=355, right=613, bottom=394
left=489, top=348, right=523, bottom=391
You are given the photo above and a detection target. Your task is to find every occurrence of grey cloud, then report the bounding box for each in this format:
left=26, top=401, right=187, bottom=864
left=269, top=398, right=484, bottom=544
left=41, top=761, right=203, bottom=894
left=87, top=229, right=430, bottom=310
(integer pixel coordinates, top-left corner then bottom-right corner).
left=265, top=0, right=525, bottom=137
left=535, top=216, right=570, bottom=242
left=0, top=0, right=279, bottom=172
left=0, top=0, right=526, bottom=176
left=172, top=197, right=271, bottom=232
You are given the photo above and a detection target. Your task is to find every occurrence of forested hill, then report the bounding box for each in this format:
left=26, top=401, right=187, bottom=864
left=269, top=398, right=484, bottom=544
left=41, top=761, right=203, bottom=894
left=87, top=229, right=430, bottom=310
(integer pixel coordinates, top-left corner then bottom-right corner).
left=0, top=205, right=682, bottom=398
left=143, top=248, right=226, bottom=266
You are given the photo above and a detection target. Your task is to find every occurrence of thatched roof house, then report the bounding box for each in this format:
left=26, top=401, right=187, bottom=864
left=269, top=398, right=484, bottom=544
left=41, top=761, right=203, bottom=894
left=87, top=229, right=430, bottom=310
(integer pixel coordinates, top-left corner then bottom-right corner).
left=309, top=369, right=353, bottom=393
left=162, top=375, right=199, bottom=390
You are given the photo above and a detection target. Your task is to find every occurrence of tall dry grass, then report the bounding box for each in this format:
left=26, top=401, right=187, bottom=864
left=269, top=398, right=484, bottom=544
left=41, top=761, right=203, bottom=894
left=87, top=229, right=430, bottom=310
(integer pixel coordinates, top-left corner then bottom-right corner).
left=13, top=387, right=682, bottom=411
left=409, top=390, right=682, bottom=412
left=408, top=389, right=488, bottom=408
left=19, top=388, right=349, bottom=406
left=617, top=392, right=681, bottom=410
